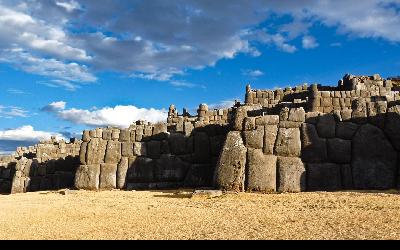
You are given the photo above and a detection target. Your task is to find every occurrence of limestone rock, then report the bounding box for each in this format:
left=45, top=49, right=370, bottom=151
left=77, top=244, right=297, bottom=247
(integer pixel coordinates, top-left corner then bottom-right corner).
left=86, top=138, right=107, bottom=165
left=307, top=163, right=342, bottom=191
left=121, top=142, right=134, bottom=157
left=275, top=128, right=301, bottom=157
left=117, top=157, right=129, bottom=189
left=352, top=124, right=398, bottom=189
left=99, top=163, right=117, bottom=190
left=184, top=164, right=214, bottom=187
left=255, top=115, right=280, bottom=126
left=246, top=149, right=277, bottom=192
left=301, top=123, right=327, bottom=163
left=147, top=141, right=161, bottom=159
left=79, top=142, right=88, bottom=165
left=127, top=157, right=155, bottom=183
left=155, top=155, right=190, bottom=182
left=317, top=114, right=336, bottom=138
left=336, top=122, right=359, bottom=140
left=74, top=165, right=100, bottom=190
left=327, top=138, right=351, bottom=164
left=193, top=132, right=211, bottom=164
left=119, top=129, right=131, bottom=142
left=385, top=105, right=400, bottom=151
left=243, top=127, right=264, bottom=149
left=288, top=108, right=305, bottom=122
left=104, top=141, right=122, bottom=164
left=214, top=131, right=247, bottom=192
left=263, top=125, right=278, bottom=155
left=277, top=157, right=306, bottom=193
left=133, top=142, right=147, bottom=156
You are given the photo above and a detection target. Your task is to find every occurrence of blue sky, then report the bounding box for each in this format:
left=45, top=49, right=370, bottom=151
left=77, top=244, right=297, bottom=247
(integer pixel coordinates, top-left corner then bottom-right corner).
left=0, top=0, right=400, bottom=154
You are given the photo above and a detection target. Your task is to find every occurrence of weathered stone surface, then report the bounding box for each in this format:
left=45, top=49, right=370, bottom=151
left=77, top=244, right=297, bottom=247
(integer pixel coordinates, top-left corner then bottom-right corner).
left=127, top=157, right=155, bottom=183
left=194, top=132, right=211, bottom=163
left=279, top=121, right=303, bottom=128
left=191, top=190, right=223, bottom=199
left=104, top=141, right=122, bottom=164
left=233, top=106, right=249, bottom=131
left=275, top=128, right=301, bottom=157
left=210, top=135, right=225, bottom=157
left=169, top=133, right=189, bottom=155
left=301, top=123, right=327, bottom=163
left=341, top=164, right=353, bottom=190
left=155, top=155, right=190, bottom=182
left=133, top=142, right=147, bottom=156
left=86, top=138, right=107, bottom=165
left=305, top=112, right=321, bottom=124
left=82, top=130, right=90, bottom=142
left=255, top=115, right=279, bottom=126
left=99, top=163, right=117, bottom=190
left=352, top=124, right=398, bottom=189
left=243, top=127, right=264, bottom=149
left=243, top=117, right=256, bottom=131
left=336, top=122, right=359, bottom=140
left=74, top=165, right=100, bottom=190
left=277, top=157, right=306, bottom=193
left=119, top=129, right=131, bottom=142
left=102, top=129, right=112, bottom=140
left=121, top=142, right=134, bottom=157
left=214, top=131, right=247, bottom=192
left=307, top=163, right=342, bottom=191
left=79, top=142, right=88, bottom=165
left=246, top=149, right=277, bottom=192
left=147, top=141, right=161, bottom=159
left=385, top=105, right=400, bottom=151
left=263, top=125, right=278, bottom=155
left=153, top=123, right=168, bottom=137
left=11, top=171, right=28, bottom=194
left=184, top=164, right=214, bottom=187
left=288, top=108, right=305, bottom=122
left=327, top=138, right=351, bottom=164
left=117, top=157, right=129, bottom=189
left=317, top=114, right=336, bottom=138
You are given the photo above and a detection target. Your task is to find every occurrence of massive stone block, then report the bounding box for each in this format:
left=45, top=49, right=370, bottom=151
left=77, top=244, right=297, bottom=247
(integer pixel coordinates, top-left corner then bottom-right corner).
left=127, top=157, right=155, bottom=183
left=147, top=141, right=161, bottom=159
left=301, top=123, right=327, bottom=163
left=11, top=171, right=29, bottom=194
left=154, top=155, right=190, bottom=182
left=336, top=122, right=359, bottom=140
left=210, top=135, right=226, bottom=157
left=74, top=165, right=100, bottom=190
left=104, top=141, right=122, bottom=164
left=352, top=124, right=398, bottom=189
left=169, top=133, right=189, bottom=155
left=117, top=157, right=129, bottom=189
left=255, top=115, right=279, bottom=126
left=184, top=164, right=214, bottom=187
left=133, top=142, right=147, bottom=156
left=317, top=114, right=336, bottom=138
left=327, top=138, right=351, bottom=164
left=263, top=125, right=278, bottom=155
left=277, top=157, right=306, bottom=193
left=119, top=129, right=131, bottom=142
left=385, top=105, right=400, bottom=151
left=288, top=108, right=306, bottom=122
left=79, top=142, right=88, bottom=165
left=99, top=163, right=117, bottom=190
left=214, top=131, right=247, bottom=192
left=246, top=149, right=277, bottom=192
left=307, top=163, right=342, bottom=191
left=243, top=127, right=264, bottom=149
left=121, top=142, right=134, bottom=157
left=193, top=132, right=211, bottom=164
left=86, top=138, right=107, bottom=165
left=275, top=128, right=301, bottom=157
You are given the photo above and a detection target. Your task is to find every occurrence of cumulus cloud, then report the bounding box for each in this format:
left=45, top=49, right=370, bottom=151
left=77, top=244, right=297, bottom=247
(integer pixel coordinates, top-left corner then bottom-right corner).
left=0, top=0, right=399, bottom=88
left=0, top=125, right=64, bottom=142
left=42, top=101, right=168, bottom=128
left=302, top=36, right=319, bottom=49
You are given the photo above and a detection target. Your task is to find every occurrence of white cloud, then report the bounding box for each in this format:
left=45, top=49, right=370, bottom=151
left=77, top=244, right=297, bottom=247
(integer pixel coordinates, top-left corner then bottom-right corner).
left=0, top=125, right=64, bottom=142
left=0, top=105, right=29, bottom=118
left=243, top=69, right=264, bottom=78
left=7, top=88, right=26, bottom=95
left=302, top=36, right=319, bottom=49
left=42, top=102, right=168, bottom=128
left=56, top=1, right=82, bottom=13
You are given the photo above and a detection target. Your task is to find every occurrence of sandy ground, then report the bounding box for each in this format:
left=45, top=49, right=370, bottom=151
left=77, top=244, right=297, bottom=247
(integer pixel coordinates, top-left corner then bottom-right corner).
left=1, top=190, right=400, bottom=240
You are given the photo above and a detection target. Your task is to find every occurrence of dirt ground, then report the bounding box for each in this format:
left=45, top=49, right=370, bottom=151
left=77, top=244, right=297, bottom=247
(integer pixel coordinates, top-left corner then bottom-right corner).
left=1, top=190, right=400, bottom=240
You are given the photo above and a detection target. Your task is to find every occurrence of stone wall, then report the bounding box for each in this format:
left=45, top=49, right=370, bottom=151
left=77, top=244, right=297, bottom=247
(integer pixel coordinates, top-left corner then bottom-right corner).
left=75, top=122, right=230, bottom=191
left=215, top=92, right=400, bottom=192
left=0, top=138, right=81, bottom=194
